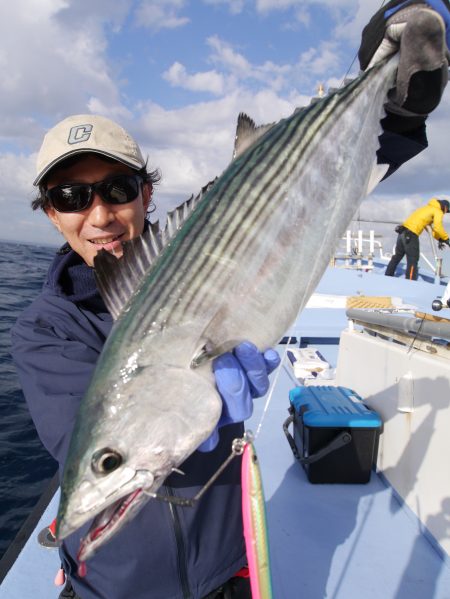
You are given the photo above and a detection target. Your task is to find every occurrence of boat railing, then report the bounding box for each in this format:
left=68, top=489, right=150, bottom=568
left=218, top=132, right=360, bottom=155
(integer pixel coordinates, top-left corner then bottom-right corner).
left=423, top=226, right=444, bottom=279
left=331, top=228, right=385, bottom=270
left=332, top=218, right=445, bottom=282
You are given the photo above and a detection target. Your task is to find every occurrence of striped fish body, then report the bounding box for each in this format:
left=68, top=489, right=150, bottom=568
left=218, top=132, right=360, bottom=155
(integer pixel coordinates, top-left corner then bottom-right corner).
left=57, top=57, right=398, bottom=558
left=242, top=440, right=273, bottom=599
left=128, top=57, right=398, bottom=355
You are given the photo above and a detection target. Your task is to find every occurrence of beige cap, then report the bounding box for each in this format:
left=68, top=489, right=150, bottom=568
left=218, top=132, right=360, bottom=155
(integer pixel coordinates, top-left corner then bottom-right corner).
left=34, top=114, right=146, bottom=186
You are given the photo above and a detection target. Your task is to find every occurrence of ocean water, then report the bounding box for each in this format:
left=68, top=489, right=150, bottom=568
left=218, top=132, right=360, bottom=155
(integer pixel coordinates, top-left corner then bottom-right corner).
left=0, top=240, right=58, bottom=559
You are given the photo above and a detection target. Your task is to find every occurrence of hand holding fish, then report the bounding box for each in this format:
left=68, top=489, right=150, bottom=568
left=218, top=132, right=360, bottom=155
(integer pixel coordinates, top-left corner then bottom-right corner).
left=198, top=342, right=281, bottom=452
left=359, top=0, right=449, bottom=119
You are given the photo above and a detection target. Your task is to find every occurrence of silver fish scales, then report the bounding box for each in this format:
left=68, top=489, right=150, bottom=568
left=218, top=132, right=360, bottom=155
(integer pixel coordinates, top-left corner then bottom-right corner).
left=57, top=56, right=398, bottom=560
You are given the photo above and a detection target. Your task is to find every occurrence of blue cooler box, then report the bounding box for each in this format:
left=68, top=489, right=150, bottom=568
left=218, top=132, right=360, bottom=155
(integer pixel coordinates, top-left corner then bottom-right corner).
left=283, top=386, right=382, bottom=484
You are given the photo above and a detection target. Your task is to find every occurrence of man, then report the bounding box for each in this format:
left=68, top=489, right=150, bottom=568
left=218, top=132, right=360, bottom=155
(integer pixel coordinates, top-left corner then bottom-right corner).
left=12, top=113, right=281, bottom=599
left=11, top=1, right=450, bottom=597
left=385, top=197, right=450, bottom=279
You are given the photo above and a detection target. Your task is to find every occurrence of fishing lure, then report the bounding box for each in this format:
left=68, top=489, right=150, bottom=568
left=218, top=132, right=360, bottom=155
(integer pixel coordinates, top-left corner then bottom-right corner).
left=240, top=432, right=273, bottom=599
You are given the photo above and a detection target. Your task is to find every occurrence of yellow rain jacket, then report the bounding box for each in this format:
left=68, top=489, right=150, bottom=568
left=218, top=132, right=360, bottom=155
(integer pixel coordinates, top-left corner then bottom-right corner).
left=403, top=198, right=449, bottom=241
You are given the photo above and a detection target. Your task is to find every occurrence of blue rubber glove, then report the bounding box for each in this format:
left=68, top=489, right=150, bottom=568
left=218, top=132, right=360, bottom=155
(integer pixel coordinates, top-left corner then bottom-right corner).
left=198, top=341, right=281, bottom=452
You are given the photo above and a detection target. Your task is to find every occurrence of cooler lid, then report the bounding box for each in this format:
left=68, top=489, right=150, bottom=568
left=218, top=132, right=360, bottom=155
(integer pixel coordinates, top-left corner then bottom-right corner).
left=289, top=385, right=382, bottom=428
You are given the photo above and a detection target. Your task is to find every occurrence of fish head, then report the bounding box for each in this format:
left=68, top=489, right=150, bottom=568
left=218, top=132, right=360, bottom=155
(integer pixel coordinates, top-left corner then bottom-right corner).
left=56, top=364, right=221, bottom=561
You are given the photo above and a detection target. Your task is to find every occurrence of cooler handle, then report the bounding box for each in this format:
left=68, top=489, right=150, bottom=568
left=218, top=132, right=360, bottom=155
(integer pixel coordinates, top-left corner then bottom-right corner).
left=282, top=408, right=352, bottom=465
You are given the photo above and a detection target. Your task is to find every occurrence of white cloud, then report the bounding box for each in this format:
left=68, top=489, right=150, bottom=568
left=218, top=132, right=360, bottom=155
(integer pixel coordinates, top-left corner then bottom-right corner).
left=207, top=36, right=252, bottom=75
left=207, top=36, right=291, bottom=92
left=253, top=0, right=378, bottom=54
left=202, top=0, right=245, bottom=14
left=361, top=193, right=424, bottom=224
left=0, top=151, right=62, bottom=244
left=0, top=1, right=127, bottom=151
left=54, top=0, right=132, bottom=30
left=160, top=35, right=297, bottom=98
left=134, top=0, right=190, bottom=31
left=297, top=42, right=341, bottom=77
left=256, top=0, right=298, bottom=11
left=335, top=0, right=384, bottom=47
left=87, top=98, right=133, bottom=121
left=163, top=62, right=225, bottom=95
left=254, top=0, right=355, bottom=22
left=135, top=87, right=308, bottom=207
left=0, top=153, right=36, bottom=202
left=255, top=0, right=354, bottom=12
left=375, top=95, right=450, bottom=198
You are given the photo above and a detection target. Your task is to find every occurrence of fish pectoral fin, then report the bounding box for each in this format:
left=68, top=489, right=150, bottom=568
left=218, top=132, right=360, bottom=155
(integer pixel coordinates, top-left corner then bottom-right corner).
left=191, top=336, right=244, bottom=367
left=233, top=113, right=274, bottom=160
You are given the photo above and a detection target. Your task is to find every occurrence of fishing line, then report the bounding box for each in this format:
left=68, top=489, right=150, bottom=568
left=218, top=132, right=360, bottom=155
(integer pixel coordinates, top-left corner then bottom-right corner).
left=254, top=337, right=294, bottom=439
left=338, top=0, right=388, bottom=88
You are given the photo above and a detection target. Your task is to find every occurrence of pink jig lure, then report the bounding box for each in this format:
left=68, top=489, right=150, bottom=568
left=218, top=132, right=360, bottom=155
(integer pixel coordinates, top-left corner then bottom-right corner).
left=241, top=436, right=273, bottom=599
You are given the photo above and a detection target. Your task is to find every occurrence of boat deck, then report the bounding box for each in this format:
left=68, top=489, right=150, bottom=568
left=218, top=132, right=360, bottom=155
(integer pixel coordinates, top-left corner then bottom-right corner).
left=250, top=364, right=450, bottom=599
left=1, top=266, right=450, bottom=598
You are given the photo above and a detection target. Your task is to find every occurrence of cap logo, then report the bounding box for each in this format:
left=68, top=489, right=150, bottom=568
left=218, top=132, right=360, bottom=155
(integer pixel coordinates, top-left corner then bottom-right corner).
left=68, top=124, right=93, bottom=145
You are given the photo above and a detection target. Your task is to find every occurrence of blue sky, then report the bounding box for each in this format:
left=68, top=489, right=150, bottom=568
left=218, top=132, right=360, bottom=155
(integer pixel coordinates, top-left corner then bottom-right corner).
left=0, top=0, right=449, bottom=260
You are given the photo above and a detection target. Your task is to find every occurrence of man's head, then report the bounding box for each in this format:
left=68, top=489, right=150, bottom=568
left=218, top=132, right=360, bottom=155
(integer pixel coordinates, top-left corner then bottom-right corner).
left=439, top=199, right=450, bottom=214
left=33, top=115, right=160, bottom=266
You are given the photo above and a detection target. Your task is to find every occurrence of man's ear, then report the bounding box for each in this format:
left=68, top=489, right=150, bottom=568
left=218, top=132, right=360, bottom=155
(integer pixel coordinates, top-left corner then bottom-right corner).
left=45, top=206, right=63, bottom=233
left=142, top=182, right=152, bottom=212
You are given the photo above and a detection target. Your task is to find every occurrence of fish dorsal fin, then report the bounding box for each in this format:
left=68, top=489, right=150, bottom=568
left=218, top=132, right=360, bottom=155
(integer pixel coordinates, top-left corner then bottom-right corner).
left=94, top=179, right=216, bottom=319
left=233, top=112, right=274, bottom=159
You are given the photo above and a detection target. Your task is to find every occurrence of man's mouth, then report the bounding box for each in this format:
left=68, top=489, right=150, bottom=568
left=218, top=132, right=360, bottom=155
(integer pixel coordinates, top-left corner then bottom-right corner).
left=88, top=235, right=124, bottom=252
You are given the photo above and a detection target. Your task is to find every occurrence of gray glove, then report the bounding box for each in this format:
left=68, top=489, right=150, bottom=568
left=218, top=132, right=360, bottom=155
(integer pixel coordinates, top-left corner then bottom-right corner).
left=359, top=1, right=450, bottom=122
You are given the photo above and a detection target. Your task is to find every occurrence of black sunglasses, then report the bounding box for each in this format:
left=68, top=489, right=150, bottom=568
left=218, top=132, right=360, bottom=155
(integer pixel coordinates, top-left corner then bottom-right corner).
left=46, top=174, right=143, bottom=213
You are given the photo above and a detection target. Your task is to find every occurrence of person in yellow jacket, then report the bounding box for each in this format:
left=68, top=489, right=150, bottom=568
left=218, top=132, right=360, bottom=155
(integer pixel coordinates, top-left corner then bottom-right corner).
left=385, top=198, right=450, bottom=280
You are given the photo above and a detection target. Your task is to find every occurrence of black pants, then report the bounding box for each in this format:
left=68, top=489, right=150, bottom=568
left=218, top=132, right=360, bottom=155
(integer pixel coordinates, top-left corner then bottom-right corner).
left=58, top=580, right=81, bottom=599
left=385, top=229, right=420, bottom=280
left=59, top=575, right=251, bottom=599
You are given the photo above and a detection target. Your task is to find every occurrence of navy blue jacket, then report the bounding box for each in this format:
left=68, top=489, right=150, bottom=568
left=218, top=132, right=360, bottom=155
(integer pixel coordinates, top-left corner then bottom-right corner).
left=10, top=124, right=428, bottom=599
left=11, top=246, right=246, bottom=599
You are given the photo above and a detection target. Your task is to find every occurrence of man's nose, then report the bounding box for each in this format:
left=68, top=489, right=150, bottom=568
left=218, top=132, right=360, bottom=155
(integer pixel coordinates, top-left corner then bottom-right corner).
left=87, top=193, right=115, bottom=226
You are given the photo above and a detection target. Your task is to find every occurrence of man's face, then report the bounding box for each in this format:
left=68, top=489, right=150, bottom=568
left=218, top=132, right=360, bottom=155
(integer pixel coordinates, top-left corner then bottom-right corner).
left=45, top=155, right=151, bottom=266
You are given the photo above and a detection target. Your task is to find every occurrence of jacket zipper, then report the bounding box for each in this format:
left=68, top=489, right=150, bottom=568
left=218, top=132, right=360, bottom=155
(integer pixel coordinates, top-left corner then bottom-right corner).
left=165, top=485, right=192, bottom=599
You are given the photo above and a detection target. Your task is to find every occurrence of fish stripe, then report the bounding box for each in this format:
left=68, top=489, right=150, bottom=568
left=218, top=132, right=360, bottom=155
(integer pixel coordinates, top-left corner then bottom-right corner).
left=127, top=100, right=324, bottom=329
left=125, top=75, right=360, bottom=341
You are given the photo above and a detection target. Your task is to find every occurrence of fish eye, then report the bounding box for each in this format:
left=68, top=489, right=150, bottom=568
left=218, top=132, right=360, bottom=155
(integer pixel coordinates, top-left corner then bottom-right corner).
left=91, top=448, right=123, bottom=475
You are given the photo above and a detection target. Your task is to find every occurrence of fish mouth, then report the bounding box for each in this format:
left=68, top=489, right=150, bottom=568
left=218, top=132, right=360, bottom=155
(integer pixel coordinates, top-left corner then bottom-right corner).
left=77, top=487, right=147, bottom=562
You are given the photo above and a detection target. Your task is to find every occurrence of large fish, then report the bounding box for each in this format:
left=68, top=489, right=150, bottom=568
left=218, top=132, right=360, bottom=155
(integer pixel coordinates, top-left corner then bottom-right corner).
left=57, top=56, right=398, bottom=560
